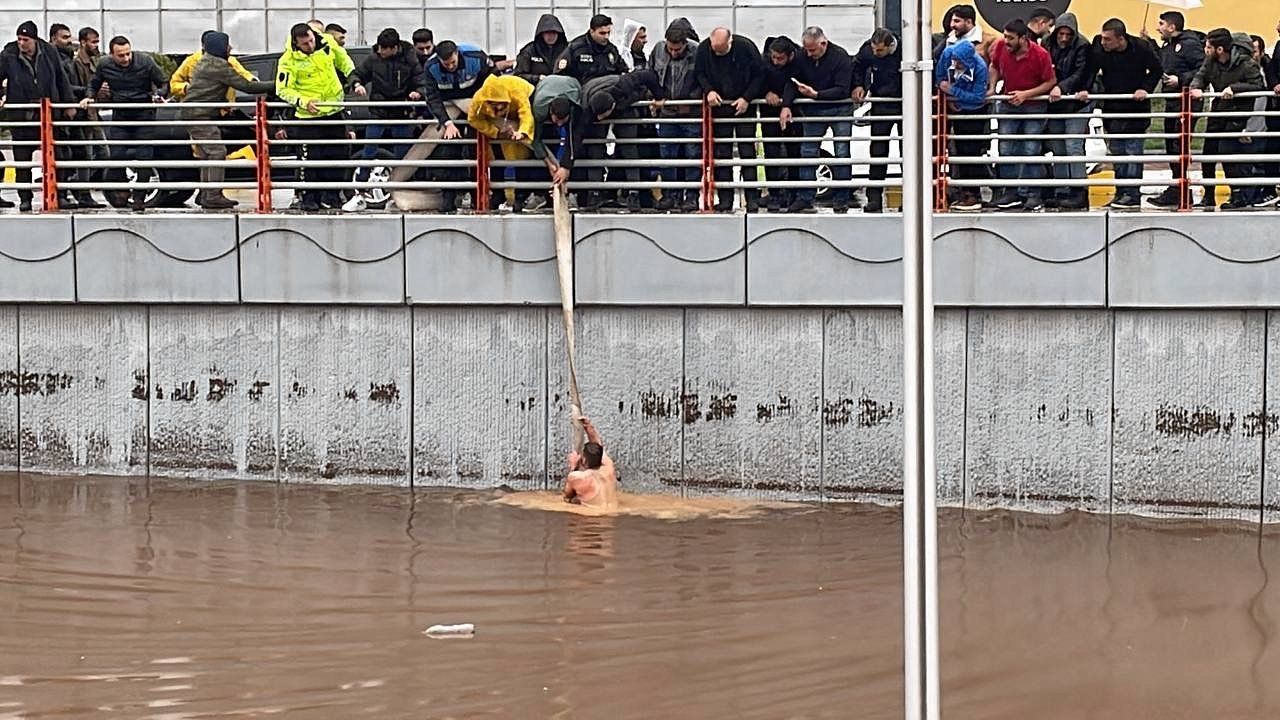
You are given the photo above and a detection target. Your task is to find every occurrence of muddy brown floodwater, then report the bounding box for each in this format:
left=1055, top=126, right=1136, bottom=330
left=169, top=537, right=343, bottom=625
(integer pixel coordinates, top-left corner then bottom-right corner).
left=2, top=474, right=1279, bottom=719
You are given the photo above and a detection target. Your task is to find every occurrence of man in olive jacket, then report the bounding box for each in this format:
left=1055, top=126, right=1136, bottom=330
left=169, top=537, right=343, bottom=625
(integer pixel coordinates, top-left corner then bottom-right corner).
left=1190, top=29, right=1268, bottom=210
left=181, top=32, right=274, bottom=209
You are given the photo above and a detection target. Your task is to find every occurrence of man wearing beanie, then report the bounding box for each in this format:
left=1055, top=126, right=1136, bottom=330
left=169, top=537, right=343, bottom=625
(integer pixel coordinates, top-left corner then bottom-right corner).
left=169, top=29, right=256, bottom=101
left=576, top=67, right=664, bottom=211
left=0, top=21, right=76, bottom=212
left=181, top=32, right=274, bottom=209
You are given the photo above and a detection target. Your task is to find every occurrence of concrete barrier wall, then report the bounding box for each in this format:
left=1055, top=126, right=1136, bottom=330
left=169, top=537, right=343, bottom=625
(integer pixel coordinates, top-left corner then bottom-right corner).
left=1, top=304, right=1277, bottom=523
left=1, top=212, right=1277, bottom=522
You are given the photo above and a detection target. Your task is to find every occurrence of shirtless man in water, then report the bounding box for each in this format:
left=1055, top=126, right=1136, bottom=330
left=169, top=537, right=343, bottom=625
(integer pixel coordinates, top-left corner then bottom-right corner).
left=563, top=418, right=617, bottom=510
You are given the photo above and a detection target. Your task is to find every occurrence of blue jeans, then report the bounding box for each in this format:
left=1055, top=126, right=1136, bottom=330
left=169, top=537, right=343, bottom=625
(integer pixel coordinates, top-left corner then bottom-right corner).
left=1046, top=115, right=1088, bottom=197
left=798, top=104, right=852, bottom=204
left=358, top=122, right=415, bottom=181
left=1106, top=135, right=1145, bottom=200
left=997, top=104, right=1045, bottom=199
left=656, top=120, right=700, bottom=186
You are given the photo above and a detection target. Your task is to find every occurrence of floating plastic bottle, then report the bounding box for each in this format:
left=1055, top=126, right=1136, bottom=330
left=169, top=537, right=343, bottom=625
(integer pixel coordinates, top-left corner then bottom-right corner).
left=423, top=623, right=475, bottom=638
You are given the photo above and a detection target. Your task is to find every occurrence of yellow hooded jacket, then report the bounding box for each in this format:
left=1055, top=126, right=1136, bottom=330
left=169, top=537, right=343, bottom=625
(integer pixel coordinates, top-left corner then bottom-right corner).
left=274, top=31, right=354, bottom=118
left=467, top=75, right=535, bottom=141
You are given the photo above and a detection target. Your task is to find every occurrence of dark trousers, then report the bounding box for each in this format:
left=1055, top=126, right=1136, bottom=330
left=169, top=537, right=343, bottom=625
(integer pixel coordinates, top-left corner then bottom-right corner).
left=868, top=100, right=901, bottom=200
left=106, top=109, right=156, bottom=200
left=947, top=105, right=990, bottom=198
left=1221, top=135, right=1260, bottom=204
left=10, top=124, right=40, bottom=201
left=296, top=117, right=349, bottom=201
left=587, top=113, right=639, bottom=186
left=759, top=105, right=801, bottom=205
left=712, top=105, right=759, bottom=205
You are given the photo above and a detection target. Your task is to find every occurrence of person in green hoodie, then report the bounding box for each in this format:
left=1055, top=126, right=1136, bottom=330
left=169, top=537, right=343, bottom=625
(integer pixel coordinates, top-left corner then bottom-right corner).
left=1190, top=29, right=1267, bottom=210
left=276, top=22, right=365, bottom=211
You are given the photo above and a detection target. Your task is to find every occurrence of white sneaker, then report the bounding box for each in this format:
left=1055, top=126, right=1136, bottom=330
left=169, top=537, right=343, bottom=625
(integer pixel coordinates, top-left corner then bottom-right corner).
left=342, top=194, right=367, bottom=213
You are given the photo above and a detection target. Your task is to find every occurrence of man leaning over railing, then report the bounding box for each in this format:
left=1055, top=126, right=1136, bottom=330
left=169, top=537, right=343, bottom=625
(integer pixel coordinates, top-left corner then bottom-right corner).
left=81, top=33, right=166, bottom=213
left=935, top=39, right=990, bottom=212
left=468, top=74, right=537, bottom=212
left=790, top=26, right=855, bottom=214
left=0, top=21, right=76, bottom=213
left=529, top=75, right=582, bottom=209
left=1190, top=29, right=1270, bottom=211
left=762, top=36, right=804, bottom=212
left=695, top=27, right=764, bottom=213
left=651, top=18, right=701, bottom=213
left=276, top=22, right=364, bottom=212
left=180, top=31, right=273, bottom=210
left=852, top=27, right=903, bottom=214
left=1043, top=12, right=1093, bottom=211
left=578, top=68, right=665, bottom=211
left=1090, top=18, right=1162, bottom=210
left=987, top=18, right=1057, bottom=212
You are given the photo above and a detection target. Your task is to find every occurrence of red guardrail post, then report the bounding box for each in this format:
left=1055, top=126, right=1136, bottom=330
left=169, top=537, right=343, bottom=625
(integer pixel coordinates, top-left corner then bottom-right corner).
left=700, top=99, right=715, bottom=213
left=1179, top=88, right=1192, bottom=212
left=476, top=133, right=491, bottom=212
left=255, top=97, right=272, bottom=213
left=40, top=98, right=59, bottom=213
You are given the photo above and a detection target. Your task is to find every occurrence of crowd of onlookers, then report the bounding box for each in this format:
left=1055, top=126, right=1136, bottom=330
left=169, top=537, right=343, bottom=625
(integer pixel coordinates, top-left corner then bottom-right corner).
left=1, top=9, right=1280, bottom=214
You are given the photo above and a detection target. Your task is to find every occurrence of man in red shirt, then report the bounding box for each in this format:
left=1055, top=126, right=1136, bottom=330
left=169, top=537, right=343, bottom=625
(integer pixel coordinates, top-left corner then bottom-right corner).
left=986, top=18, right=1057, bottom=211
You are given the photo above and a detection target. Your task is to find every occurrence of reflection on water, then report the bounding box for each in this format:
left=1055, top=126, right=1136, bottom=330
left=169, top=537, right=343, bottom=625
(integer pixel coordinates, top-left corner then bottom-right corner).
left=1, top=474, right=1278, bottom=718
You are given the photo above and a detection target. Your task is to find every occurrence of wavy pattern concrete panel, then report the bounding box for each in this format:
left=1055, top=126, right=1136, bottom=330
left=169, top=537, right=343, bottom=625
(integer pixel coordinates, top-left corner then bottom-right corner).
left=933, top=213, right=1107, bottom=307
left=0, top=306, right=15, bottom=469
left=574, top=215, right=746, bottom=305
left=279, top=307, right=411, bottom=484
left=1112, top=311, right=1264, bottom=520
left=74, top=215, right=239, bottom=302
left=964, top=310, right=1112, bottom=512
left=239, top=216, right=405, bottom=303
left=683, top=309, right=822, bottom=499
left=18, top=306, right=147, bottom=475
left=1109, top=213, right=1280, bottom=307
left=746, top=215, right=903, bottom=306
left=148, top=307, right=278, bottom=479
left=546, top=308, right=684, bottom=496
left=0, top=215, right=74, bottom=302
left=404, top=216, right=558, bottom=305
left=414, top=307, right=546, bottom=489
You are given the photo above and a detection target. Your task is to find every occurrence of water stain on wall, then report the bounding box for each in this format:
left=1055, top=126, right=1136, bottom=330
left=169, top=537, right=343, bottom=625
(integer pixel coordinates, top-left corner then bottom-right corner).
left=706, top=393, right=738, bottom=422
left=0, top=370, right=75, bottom=396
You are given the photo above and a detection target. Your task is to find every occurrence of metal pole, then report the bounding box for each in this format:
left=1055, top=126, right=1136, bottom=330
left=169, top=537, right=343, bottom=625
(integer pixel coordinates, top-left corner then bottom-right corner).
left=900, top=0, right=939, bottom=716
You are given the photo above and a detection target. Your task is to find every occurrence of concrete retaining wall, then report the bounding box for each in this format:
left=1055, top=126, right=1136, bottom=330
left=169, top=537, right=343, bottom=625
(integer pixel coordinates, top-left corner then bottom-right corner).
left=1, top=304, right=1278, bottom=523
left=3, top=212, right=1279, bottom=522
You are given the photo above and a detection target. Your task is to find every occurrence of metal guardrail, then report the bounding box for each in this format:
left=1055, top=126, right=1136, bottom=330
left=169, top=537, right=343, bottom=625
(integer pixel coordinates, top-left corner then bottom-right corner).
left=2, top=90, right=1279, bottom=213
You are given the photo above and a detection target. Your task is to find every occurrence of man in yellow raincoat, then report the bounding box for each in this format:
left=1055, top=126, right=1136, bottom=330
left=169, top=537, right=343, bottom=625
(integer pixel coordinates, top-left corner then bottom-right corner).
left=467, top=74, right=537, bottom=211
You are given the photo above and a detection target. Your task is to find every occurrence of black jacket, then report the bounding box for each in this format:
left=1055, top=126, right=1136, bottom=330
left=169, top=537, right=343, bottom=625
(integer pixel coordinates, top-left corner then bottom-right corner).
left=515, top=14, right=567, bottom=84
left=354, top=41, right=428, bottom=117
left=0, top=39, right=75, bottom=107
left=761, top=37, right=801, bottom=108
left=1090, top=33, right=1162, bottom=129
left=694, top=35, right=764, bottom=101
left=573, top=69, right=663, bottom=162
left=852, top=35, right=902, bottom=99
left=555, top=33, right=628, bottom=84
left=1044, top=13, right=1093, bottom=113
left=789, top=40, right=853, bottom=105
left=54, top=43, right=86, bottom=99
left=88, top=52, right=165, bottom=104
left=1158, top=29, right=1206, bottom=91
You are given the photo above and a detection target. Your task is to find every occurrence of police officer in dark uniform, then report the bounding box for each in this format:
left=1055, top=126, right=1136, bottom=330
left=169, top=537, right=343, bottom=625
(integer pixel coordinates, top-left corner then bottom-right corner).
left=556, top=14, right=629, bottom=83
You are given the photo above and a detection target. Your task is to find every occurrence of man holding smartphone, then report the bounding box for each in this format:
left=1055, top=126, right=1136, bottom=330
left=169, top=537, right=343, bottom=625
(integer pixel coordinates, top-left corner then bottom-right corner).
left=1148, top=11, right=1205, bottom=209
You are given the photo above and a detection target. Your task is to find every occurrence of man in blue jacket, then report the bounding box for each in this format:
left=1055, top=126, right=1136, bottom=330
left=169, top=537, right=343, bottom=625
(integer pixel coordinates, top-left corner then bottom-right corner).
left=936, top=39, right=990, bottom=212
